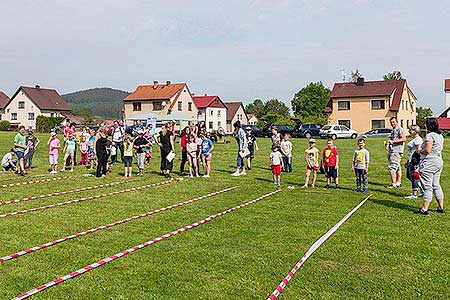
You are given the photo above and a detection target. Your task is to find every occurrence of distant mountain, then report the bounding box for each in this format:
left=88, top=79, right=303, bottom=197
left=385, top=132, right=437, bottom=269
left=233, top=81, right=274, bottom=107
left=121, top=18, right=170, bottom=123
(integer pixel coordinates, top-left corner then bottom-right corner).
left=63, top=88, right=131, bottom=119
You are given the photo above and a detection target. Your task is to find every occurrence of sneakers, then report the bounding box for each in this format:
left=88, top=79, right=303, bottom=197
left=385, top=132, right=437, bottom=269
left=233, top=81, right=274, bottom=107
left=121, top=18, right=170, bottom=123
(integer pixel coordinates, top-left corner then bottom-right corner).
left=203, top=175, right=210, bottom=178
left=335, top=184, right=340, bottom=189
left=231, top=172, right=240, bottom=177
left=240, top=171, right=247, bottom=176
left=354, top=188, right=361, bottom=193
left=362, top=188, right=369, bottom=194
left=50, top=170, right=58, bottom=174
left=405, top=194, right=418, bottom=199
left=416, top=208, right=429, bottom=215
left=436, top=208, right=445, bottom=214
left=325, top=184, right=330, bottom=189
left=301, top=185, right=308, bottom=188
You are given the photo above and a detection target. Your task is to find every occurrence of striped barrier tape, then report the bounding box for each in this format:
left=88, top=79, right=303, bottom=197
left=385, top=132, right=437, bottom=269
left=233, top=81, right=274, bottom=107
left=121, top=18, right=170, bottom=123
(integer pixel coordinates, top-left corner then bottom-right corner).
left=0, top=179, right=139, bottom=206
left=267, top=194, right=372, bottom=300
left=0, top=179, right=175, bottom=219
left=14, top=189, right=281, bottom=299
left=0, top=173, right=52, bottom=183
left=0, top=186, right=238, bottom=263
left=0, top=176, right=74, bottom=189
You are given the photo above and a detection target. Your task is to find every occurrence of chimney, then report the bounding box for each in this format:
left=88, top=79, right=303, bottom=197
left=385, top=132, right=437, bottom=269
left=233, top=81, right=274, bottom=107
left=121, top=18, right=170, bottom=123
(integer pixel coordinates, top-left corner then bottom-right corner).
left=153, top=81, right=158, bottom=89
left=356, top=77, right=365, bottom=86
left=166, top=80, right=171, bottom=86
left=204, top=93, right=207, bottom=96
left=35, top=85, right=40, bottom=89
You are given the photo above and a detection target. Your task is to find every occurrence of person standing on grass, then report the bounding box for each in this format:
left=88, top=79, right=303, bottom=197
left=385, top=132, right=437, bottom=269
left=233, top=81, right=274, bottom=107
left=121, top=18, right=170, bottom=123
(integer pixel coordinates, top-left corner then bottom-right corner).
left=280, top=133, right=293, bottom=173
left=180, top=126, right=191, bottom=175
left=187, top=135, right=199, bottom=178
left=88, top=128, right=97, bottom=171
left=302, top=138, right=319, bottom=188
left=352, top=138, right=370, bottom=193
left=123, top=134, right=134, bottom=178
left=201, top=134, right=214, bottom=178
left=322, top=138, right=339, bottom=189
left=157, top=122, right=175, bottom=177
left=271, top=127, right=282, bottom=147
left=48, top=131, right=61, bottom=174
left=270, top=145, right=284, bottom=188
left=61, top=133, right=76, bottom=172
left=2, top=149, right=17, bottom=172
left=24, top=130, right=40, bottom=170
left=387, top=117, right=406, bottom=188
left=13, top=126, right=27, bottom=176
left=94, top=127, right=109, bottom=178
left=80, top=136, right=89, bottom=167
left=405, top=125, right=423, bottom=199
left=134, top=130, right=149, bottom=176
left=231, top=121, right=248, bottom=176
left=417, top=118, right=445, bottom=215
left=245, top=127, right=258, bottom=170
left=112, top=120, right=125, bottom=163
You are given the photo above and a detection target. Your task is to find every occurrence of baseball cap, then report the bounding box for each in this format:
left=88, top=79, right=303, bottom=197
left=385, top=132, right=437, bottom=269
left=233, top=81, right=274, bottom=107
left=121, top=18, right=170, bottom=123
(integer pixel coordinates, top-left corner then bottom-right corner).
left=50, top=131, right=56, bottom=136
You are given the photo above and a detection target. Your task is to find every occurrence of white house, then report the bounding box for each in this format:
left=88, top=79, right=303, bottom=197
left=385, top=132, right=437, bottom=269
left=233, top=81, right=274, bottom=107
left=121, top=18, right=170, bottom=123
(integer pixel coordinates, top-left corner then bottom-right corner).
left=225, top=102, right=248, bottom=133
left=0, top=91, right=10, bottom=121
left=192, top=95, right=227, bottom=132
left=247, top=113, right=258, bottom=125
left=444, top=79, right=450, bottom=115
left=3, top=85, right=72, bottom=129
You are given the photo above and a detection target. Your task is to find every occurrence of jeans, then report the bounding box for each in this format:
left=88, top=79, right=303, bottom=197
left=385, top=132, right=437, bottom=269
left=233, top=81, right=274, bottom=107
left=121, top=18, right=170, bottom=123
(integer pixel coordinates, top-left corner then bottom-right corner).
left=24, top=149, right=35, bottom=168
left=137, top=153, right=145, bottom=170
left=406, top=161, right=420, bottom=191
left=113, top=141, right=124, bottom=162
left=282, top=157, right=292, bottom=173
left=236, top=153, right=244, bottom=168
left=355, top=169, right=368, bottom=190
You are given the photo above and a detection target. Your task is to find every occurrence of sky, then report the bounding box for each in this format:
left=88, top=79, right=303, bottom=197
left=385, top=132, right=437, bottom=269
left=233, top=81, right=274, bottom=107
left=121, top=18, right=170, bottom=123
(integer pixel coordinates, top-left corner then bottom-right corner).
left=1, top=0, right=449, bottom=114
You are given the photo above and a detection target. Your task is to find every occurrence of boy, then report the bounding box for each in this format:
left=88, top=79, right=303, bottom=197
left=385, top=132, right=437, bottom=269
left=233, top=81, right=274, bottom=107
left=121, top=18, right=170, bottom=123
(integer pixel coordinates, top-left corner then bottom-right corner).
left=13, top=126, right=27, bottom=176
left=322, top=138, right=339, bottom=188
left=245, top=127, right=259, bottom=170
left=302, top=138, right=319, bottom=188
left=270, top=145, right=284, bottom=187
left=280, top=133, right=293, bottom=172
left=2, top=149, right=17, bottom=172
left=48, top=131, right=61, bottom=173
left=201, top=134, right=214, bottom=178
left=352, top=138, right=370, bottom=193
left=133, top=130, right=149, bottom=176
left=25, top=130, right=40, bottom=170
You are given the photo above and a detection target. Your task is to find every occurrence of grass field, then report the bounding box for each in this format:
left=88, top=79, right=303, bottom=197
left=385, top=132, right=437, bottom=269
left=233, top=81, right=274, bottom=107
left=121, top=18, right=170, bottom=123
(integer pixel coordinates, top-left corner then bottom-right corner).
left=0, top=131, right=449, bottom=299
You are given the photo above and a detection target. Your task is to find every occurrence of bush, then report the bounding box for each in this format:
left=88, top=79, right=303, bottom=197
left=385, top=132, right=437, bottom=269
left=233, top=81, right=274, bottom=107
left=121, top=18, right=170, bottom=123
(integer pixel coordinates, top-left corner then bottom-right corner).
left=36, top=115, right=65, bottom=133
left=0, top=120, right=10, bottom=131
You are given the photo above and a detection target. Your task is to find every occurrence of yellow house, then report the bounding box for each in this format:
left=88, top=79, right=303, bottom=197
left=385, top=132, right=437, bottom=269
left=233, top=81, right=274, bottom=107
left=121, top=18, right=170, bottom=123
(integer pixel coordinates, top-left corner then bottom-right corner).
left=325, top=78, right=417, bottom=134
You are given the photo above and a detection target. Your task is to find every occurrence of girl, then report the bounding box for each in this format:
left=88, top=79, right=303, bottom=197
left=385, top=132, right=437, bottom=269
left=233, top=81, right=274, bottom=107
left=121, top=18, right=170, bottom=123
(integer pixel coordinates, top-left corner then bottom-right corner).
left=405, top=125, right=423, bottom=199
left=187, top=135, right=199, bottom=177
left=80, top=136, right=89, bottom=166
left=94, top=127, right=109, bottom=178
left=245, top=127, right=259, bottom=170
left=47, top=131, right=60, bottom=174
left=88, top=129, right=97, bottom=171
left=123, top=134, right=134, bottom=177
left=280, top=133, right=293, bottom=172
left=302, top=138, right=319, bottom=188
left=61, top=133, right=76, bottom=172
left=158, top=122, right=175, bottom=177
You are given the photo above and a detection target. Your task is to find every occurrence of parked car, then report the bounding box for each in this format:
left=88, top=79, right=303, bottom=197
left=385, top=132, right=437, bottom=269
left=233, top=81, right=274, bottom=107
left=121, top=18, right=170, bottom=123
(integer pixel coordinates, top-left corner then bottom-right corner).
left=320, top=125, right=358, bottom=139
left=243, top=125, right=265, bottom=137
left=359, top=128, right=392, bottom=138
left=267, top=124, right=295, bottom=137
left=292, top=123, right=322, bottom=138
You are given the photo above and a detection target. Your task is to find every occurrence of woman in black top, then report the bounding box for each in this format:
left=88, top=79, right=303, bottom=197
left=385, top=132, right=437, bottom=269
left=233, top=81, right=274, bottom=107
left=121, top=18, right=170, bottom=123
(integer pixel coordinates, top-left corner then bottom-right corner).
left=94, top=126, right=108, bottom=178
left=158, top=122, right=175, bottom=177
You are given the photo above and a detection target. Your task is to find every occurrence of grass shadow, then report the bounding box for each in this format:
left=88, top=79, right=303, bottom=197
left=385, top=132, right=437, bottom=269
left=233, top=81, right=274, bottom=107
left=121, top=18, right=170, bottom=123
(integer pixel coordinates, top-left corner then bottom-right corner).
left=370, top=197, right=418, bottom=212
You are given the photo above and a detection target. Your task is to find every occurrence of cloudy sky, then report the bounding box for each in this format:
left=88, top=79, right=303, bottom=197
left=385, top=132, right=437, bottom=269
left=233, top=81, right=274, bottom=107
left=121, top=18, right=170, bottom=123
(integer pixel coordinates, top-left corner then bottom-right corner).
left=1, top=0, right=449, bottom=113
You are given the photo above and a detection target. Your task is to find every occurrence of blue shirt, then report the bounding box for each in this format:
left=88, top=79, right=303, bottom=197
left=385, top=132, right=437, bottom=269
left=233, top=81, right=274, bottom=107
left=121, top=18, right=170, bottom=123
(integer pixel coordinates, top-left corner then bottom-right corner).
left=202, top=139, right=213, bottom=154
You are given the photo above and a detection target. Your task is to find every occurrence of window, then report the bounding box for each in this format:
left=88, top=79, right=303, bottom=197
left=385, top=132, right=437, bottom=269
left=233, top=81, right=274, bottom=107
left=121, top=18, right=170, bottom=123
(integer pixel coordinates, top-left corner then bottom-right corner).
left=406, top=101, right=409, bottom=110
left=18, top=101, right=25, bottom=109
left=209, top=121, right=213, bottom=129
left=337, top=101, right=350, bottom=110
left=50, top=113, right=55, bottom=117
left=218, top=110, right=221, bottom=117
left=218, top=121, right=222, bottom=128
left=401, top=119, right=404, bottom=128
left=338, top=120, right=351, bottom=129
left=188, top=102, right=192, bottom=111
left=153, top=101, right=162, bottom=111
left=133, top=102, right=142, bottom=111
left=177, top=101, right=182, bottom=111
left=406, top=120, right=409, bottom=127
left=371, top=100, right=385, bottom=110
left=371, top=120, right=385, bottom=129
left=11, top=113, right=17, bottom=120
left=210, top=110, right=214, bottom=116
left=28, top=113, right=35, bottom=120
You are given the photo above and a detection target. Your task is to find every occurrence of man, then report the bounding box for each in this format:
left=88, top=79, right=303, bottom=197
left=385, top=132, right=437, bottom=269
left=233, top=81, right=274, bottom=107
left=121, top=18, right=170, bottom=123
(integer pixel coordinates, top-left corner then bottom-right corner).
left=112, top=120, right=124, bottom=163
left=13, top=126, right=27, bottom=176
left=231, top=121, right=248, bottom=176
left=387, top=117, right=406, bottom=188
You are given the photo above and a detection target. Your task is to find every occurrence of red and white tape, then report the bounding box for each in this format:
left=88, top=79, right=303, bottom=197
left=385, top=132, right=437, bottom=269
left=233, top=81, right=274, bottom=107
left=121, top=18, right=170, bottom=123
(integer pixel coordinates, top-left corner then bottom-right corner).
left=267, top=194, right=372, bottom=300
left=0, top=179, right=138, bottom=206
left=0, top=179, right=175, bottom=219
left=14, top=189, right=281, bottom=299
left=0, top=186, right=238, bottom=263
left=0, top=176, right=73, bottom=189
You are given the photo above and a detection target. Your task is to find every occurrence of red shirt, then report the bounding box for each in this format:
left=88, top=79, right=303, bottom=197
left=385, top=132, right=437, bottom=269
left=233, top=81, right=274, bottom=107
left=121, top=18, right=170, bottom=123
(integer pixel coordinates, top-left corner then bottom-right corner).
left=322, top=147, right=338, bottom=167
left=180, top=135, right=188, bottom=152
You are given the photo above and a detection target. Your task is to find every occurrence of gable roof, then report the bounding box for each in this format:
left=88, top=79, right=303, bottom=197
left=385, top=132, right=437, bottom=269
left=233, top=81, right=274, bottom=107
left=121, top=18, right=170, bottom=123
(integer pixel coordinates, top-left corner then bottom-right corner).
left=0, top=91, right=10, bottom=109
left=445, top=79, right=450, bottom=92
left=225, top=102, right=245, bottom=121
left=124, top=83, right=186, bottom=101
left=192, top=95, right=226, bottom=109
left=247, top=113, right=256, bottom=119
left=9, top=86, right=71, bottom=111
left=330, top=80, right=407, bottom=111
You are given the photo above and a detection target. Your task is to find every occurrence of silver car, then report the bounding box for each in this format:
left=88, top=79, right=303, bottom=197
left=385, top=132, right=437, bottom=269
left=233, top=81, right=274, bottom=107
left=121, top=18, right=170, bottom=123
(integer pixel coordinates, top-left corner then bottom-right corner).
left=320, top=125, right=358, bottom=139
left=359, top=128, right=392, bottom=138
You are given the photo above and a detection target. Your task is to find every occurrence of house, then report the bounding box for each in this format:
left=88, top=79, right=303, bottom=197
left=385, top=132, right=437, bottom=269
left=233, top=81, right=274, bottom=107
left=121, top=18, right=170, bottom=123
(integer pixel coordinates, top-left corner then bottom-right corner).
left=3, top=85, right=72, bottom=129
left=123, top=81, right=198, bottom=127
left=0, top=91, right=10, bottom=121
left=437, top=79, right=450, bottom=129
left=192, top=94, right=227, bottom=132
left=225, top=102, right=248, bottom=133
left=325, top=78, right=417, bottom=134
left=247, top=113, right=258, bottom=125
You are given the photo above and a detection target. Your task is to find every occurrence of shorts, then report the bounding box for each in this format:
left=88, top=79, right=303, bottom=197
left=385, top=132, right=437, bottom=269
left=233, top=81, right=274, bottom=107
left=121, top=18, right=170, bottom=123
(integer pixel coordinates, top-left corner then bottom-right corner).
left=123, top=156, right=133, bottom=167
left=271, top=165, right=281, bottom=175
left=202, top=153, right=212, bottom=161
left=49, top=154, right=58, bottom=165
left=388, top=152, right=402, bottom=172
left=15, top=151, right=25, bottom=159
left=324, top=166, right=338, bottom=178
left=66, top=150, right=75, bottom=155
left=247, top=146, right=255, bottom=158
left=307, top=165, right=319, bottom=171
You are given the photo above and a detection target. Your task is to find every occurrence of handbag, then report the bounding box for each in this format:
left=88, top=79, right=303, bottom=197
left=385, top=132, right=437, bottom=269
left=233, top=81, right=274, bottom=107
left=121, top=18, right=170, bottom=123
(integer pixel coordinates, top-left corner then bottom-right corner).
left=166, top=151, right=175, bottom=162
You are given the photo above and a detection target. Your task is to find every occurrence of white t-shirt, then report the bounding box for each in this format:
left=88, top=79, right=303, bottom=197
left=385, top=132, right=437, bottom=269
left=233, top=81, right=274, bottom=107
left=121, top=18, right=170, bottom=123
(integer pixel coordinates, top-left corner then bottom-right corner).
left=270, top=151, right=283, bottom=166
left=407, top=136, right=423, bottom=160
left=112, top=127, right=124, bottom=142
left=2, top=153, right=12, bottom=167
left=280, top=140, right=293, bottom=157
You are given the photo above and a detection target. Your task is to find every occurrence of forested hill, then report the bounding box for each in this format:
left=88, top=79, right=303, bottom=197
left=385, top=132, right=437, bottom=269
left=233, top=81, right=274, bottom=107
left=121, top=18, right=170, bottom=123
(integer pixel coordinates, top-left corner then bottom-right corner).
left=63, top=88, right=131, bottom=118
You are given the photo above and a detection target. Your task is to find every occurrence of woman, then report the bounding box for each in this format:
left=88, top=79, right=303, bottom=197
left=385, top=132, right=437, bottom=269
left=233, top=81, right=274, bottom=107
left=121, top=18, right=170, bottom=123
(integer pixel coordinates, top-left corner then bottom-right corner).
left=405, top=125, right=423, bottom=199
left=417, top=118, right=445, bottom=215
left=180, top=126, right=191, bottom=175
left=231, top=121, right=248, bottom=176
left=94, top=126, right=109, bottom=178
left=158, top=122, right=175, bottom=177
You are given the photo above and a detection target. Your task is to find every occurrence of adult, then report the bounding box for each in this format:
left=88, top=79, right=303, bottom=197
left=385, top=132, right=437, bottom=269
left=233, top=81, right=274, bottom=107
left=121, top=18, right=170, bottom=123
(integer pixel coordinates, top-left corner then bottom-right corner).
left=231, top=121, right=248, bottom=176
left=405, top=125, right=423, bottom=199
left=387, top=117, right=406, bottom=188
left=13, top=126, right=27, bottom=176
left=197, top=121, right=207, bottom=136
left=417, top=118, right=445, bottom=215
left=271, top=127, right=282, bottom=147
left=180, top=126, right=191, bottom=174
left=158, top=122, right=175, bottom=177
left=94, top=126, right=109, bottom=178
left=112, top=120, right=125, bottom=163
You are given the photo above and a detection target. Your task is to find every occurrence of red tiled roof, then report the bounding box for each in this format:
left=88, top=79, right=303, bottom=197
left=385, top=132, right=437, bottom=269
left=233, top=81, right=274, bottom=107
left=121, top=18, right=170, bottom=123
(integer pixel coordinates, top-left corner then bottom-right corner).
left=247, top=113, right=255, bottom=119
left=10, top=86, right=71, bottom=111
left=124, top=83, right=186, bottom=101
left=437, top=117, right=450, bottom=130
left=192, top=95, right=226, bottom=109
left=330, top=80, right=406, bottom=111
left=445, top=79, right=450, bottom=92
left=0, top=91, right=10, bottom=109
left=225, top=102, right=245, bottom=121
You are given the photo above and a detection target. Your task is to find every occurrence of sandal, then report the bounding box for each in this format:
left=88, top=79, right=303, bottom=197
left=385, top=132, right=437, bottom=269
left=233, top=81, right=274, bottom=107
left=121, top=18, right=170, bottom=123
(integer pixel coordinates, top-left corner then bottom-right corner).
left=416, top=208, right=429, bottom=215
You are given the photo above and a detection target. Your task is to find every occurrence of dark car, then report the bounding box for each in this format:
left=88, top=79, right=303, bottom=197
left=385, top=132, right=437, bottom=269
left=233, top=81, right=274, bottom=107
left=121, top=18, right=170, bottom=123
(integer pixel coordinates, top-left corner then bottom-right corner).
left=292, top=123, right=322, bottom=138
left=243, top=125, right=265, bottom=137
left=267, top=124, right=295, bottom=137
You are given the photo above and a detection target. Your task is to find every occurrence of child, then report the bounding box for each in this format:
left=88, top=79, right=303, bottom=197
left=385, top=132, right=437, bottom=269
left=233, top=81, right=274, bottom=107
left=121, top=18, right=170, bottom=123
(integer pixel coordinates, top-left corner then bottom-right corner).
left=110, top=143, right=117, bottom=165
left=352, top=138, right=370, bottom=193
left=80, top=136, right=89, bottom=166
left=133, top=130, right=149, bottom=176
left=61, top=133, right=76, bottom=172
left=302, top=138, right=319, bottom=188
left=245, top=127, right=259, bottom=170
left=2, top=149, right=17, bottom=172
left=270, top=145, right=284, bottom=187
left=47, top=131, right=61, bottom=173
left=322, top=138, right=339, bottom=189
left=123, top=135, right=134, bottom=177
left=187, top=135, right=199, bottom=177
left=88, top=129, right=97, bottom=171
left=280, top=133, right=293, bottom=172
left=24, top=130, right=40, bottom=170
left=201, top=134, right=214, bottom=178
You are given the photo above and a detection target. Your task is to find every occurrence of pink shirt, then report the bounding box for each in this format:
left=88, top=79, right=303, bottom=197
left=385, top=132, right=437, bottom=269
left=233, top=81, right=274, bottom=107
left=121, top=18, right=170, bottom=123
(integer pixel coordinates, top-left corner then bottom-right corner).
left=49, top=138, right=60, bottom=155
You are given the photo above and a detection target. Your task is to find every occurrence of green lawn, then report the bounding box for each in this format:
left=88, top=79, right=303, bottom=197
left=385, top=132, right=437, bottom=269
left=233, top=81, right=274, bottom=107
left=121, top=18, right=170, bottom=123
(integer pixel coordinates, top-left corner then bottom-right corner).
left=0, top=132, right=449, bottom=299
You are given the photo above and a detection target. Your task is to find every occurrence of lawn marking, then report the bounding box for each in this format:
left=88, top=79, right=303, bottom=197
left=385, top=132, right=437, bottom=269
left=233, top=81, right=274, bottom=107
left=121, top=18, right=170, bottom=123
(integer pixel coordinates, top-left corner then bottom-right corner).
left=14, top=189, right=281, bottom=299
left=0, top=176, right=74, bottom=189
left=267, top=194, right=372, bottom=300
left=0, top=186, right=238, bottom=263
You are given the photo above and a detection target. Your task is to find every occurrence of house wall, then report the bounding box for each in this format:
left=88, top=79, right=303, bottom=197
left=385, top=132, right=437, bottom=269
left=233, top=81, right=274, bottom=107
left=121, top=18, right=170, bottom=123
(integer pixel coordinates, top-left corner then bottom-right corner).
left=226, top=106, right=248, bottom=133
left=248, top=116, right=258, bottom=125
left=0, top=109, right=4, bottom=121
left=396, top=83, right=417, bottom=131
left=445, top=91, right=450, bottom=116
left=3, top=91, right=42, bottom=129
left=205, top=107, right=227, bottom=131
